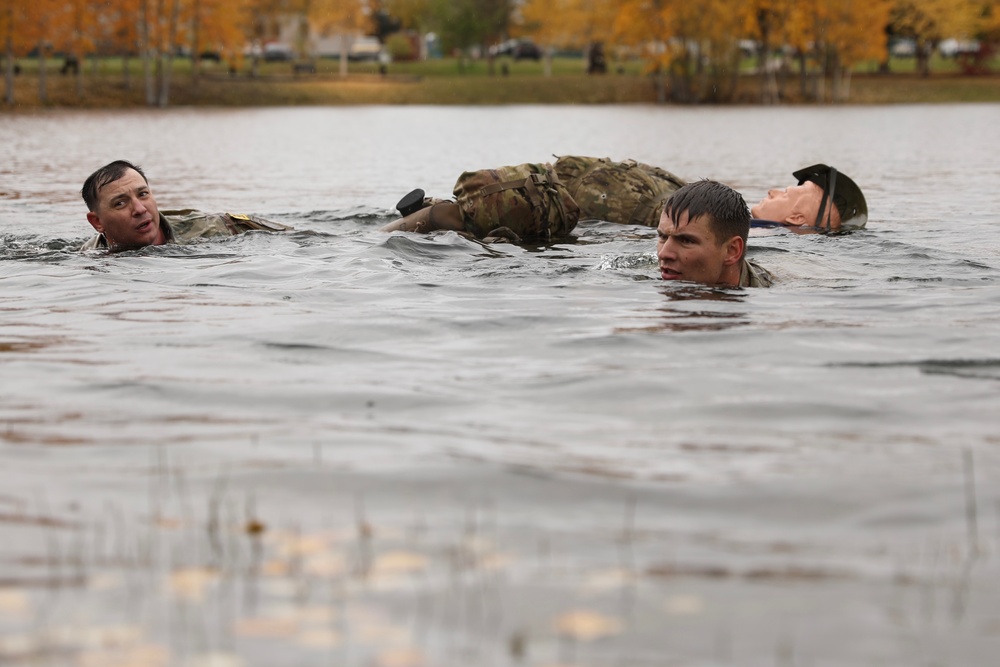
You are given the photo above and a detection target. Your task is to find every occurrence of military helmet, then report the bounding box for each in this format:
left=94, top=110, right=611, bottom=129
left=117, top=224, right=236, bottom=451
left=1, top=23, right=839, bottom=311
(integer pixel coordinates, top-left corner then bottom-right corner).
left=396, top=188, right=427, bottom=217
left=792, top=164, right=867, bottom=231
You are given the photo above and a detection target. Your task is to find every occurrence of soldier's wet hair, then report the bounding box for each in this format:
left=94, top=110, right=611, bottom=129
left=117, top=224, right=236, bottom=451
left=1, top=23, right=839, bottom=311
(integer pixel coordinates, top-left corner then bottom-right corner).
left=82, top=160, right=148, bottom=211
left=662, top=179, right=750, bottom=247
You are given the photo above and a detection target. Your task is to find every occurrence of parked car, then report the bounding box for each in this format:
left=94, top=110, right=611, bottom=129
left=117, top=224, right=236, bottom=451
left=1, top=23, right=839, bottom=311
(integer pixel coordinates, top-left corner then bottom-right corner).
left=263, top=43, right=294, bottom=62
left=489, top=39, right=542, bottom=61
left=349, top=37, right=383, bottom=61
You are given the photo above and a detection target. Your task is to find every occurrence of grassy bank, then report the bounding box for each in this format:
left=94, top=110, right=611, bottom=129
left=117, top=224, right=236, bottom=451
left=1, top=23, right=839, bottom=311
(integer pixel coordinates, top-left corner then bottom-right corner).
left=3, top=55, right=1000, bottom=109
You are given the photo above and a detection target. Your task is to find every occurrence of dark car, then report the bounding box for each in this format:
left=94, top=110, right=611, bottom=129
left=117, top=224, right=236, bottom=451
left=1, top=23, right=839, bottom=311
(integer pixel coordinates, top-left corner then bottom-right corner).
left=489, top=39, right=542, bottom=61
left=512, top=40, right=542, bottom=61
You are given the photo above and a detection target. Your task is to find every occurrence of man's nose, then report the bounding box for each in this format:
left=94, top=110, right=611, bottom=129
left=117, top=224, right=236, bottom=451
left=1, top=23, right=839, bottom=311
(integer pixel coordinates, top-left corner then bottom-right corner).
left=131, top=197, right=147, bottom=215
left=657, top=239, right=674, bottom=259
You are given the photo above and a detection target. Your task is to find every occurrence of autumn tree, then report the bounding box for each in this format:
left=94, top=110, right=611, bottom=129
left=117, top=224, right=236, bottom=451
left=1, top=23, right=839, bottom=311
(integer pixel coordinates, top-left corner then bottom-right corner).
left=19, top=0, right=61, bottom=103
left=974, top=0, right=1000, bottom=71
left=304, top=0, right=370, bottom=75
left=49, top=0, right=97, bottom=97
left=888, top=0, right=972, bottom=76
left=1, top=0, right=15, bottom=104
left=742, top=0, right=797, bottom=102
left=612, top=0, right=674, bottom=101
left=385, top=0, right=434, bottom=59
left=615, top=0, right=749, bottom=103
left=519, top=0, right=618, bottom=76
left=431, top=0, right=511, bottom=67
left=190, top=0, right=252, bottom=81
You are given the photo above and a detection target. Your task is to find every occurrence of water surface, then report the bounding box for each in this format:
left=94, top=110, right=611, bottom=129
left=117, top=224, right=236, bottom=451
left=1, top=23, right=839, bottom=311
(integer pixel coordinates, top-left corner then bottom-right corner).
left=1, top=104, right=999, bottom=667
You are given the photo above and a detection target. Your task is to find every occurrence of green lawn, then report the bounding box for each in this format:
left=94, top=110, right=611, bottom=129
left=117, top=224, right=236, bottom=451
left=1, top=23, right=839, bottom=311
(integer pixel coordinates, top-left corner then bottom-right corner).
left=2, top=53, right=998, bottom=108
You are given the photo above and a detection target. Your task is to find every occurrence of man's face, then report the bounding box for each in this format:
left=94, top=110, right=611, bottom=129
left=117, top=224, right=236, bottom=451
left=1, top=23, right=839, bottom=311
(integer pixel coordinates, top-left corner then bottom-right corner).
left=86, top=168, right=165, bottom=250
left=656, top=210, right=742, bottom=286
left=751, top=180, right=837, bottom=228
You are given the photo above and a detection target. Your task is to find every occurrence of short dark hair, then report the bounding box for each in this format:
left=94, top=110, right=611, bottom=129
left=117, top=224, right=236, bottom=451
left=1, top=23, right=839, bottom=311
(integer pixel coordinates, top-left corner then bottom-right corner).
left=662, top=179, right=750, bottom=247
left=82, top=160, right=147, bottom=211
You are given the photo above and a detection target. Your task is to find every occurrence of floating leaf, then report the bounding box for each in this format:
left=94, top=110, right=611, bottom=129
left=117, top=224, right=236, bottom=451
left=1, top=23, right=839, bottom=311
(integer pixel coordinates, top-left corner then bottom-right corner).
left=168, top=568, right=218, bottom=603
left=305, top=553, right=346, bottom=577
left=552, top=610, right=622, bottom=641
left=374, top=648, right=425, bottom=667
left=0, top=589, right=29, bottom=614
left=665, top=594, right=706, bottom=616
left=187, top=652, right=245, bottom=667
left=233, top=617, right=298, bottom=639
left=77, top=644, right=170, bottom=667
left=373, top=551, right=427, bottom=575
left=296, top=628, right=341, bottom=649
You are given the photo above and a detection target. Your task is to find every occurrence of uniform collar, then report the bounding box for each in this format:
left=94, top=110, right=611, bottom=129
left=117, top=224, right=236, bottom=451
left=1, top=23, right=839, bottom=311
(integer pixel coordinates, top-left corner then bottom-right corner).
left=92, top=213, right=174, bottom=250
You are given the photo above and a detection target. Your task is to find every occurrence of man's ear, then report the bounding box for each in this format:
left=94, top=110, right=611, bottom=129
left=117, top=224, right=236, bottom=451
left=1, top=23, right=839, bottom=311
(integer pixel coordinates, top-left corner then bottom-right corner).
left=86, top=211, right=104, bottom=233
left=785, top=209, right=808, bottom=226
left=723, top=236, right=744, bottom=266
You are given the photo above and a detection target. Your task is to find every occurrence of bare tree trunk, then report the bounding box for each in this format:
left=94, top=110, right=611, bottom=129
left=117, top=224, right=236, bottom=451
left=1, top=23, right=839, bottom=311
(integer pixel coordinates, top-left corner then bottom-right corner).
left=3, top=33, right=14, bottom=104
left=141, top=0, right=155, bottom=105
left=158, top=0, right=180, bottom=107
left=191, top=0, right=202, bottom=86
left=339, top=34, right=348, bottom=77
left=75, top=50, right=83, bottom=97
left=37, top=43, right=47, bottom=103
left=73, top=5, right=83, bottom=97
left=917, top=44, right=930, bottom=77
left=831, top=52, right=842, bottom=102
left=543, top=45, right=552, bottom=77
left=123, top=53, right=131, bottom=90
left=4, top=10, right=13, bottom=106
left=797, top=51, right=807, bottom=100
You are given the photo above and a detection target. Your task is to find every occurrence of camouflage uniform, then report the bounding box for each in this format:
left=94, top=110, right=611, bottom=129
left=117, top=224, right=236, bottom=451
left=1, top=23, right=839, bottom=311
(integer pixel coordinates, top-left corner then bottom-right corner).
left=80, top=209, right=290, bottom=251
left=739, top=258, right=774, bottom=288
left=554, top=156, right=686, bottom=227
left=455, top=163, right=579, bottom=243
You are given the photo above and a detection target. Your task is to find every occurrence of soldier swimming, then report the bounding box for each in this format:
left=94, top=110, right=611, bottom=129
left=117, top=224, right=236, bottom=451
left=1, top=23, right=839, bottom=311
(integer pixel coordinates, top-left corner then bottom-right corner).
left=80, top=160, right=290, bottom=252
left=382, top=157, right=866, bottom=240
left=657, top=180, right=773, bottom=289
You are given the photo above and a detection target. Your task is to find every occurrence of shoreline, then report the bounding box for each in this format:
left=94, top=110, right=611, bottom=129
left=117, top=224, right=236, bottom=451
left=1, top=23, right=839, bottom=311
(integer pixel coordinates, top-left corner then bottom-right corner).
left=3, top=71, right=1000, bottom=110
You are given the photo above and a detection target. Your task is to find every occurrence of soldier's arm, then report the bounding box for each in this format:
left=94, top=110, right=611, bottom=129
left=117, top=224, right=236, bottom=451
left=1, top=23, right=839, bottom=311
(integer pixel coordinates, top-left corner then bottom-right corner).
left=381, top=202, right=465, bottom=234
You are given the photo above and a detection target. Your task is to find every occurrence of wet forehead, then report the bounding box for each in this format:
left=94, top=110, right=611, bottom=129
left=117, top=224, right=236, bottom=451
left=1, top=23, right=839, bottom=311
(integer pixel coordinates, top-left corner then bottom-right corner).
left=99, top=169, right=149, bottom=202
left=658, top=210, right=713, bottom=235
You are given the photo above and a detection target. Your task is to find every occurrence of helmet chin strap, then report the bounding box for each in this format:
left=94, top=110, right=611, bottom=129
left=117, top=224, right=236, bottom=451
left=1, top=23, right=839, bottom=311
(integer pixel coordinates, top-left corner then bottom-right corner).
left=814, top=166, right=838, bottom=230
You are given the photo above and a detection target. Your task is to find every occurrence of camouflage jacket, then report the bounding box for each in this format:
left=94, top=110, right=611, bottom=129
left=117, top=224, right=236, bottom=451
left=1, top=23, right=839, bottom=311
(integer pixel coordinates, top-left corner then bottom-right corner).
left=80, top=209, right=291, bottom=252
left=740, top=258, right=775, bottom=288
left=553, top=156, right=686, bottom=227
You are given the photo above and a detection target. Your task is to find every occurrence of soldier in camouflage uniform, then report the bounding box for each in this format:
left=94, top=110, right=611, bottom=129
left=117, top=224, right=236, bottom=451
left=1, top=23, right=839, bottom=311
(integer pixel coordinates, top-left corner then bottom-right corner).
left=658, top=180, right=774, bottom=288
left=381, top=163, right=578, bottom=244
left=552, top=155, right=685, bottom=227
left=750, top=164, right=867, bottom=232
left=555, top=157, right=867, bottom=234
left=80, top=160, right=290, bottom=252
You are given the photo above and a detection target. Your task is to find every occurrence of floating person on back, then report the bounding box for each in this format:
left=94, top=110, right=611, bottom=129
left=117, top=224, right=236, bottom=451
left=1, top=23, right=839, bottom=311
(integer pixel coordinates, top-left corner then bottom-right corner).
left=80, top=160, right=291, bottom=252
left=556, top=157, right=867, bottom=233
left=382, top=157, right=866, bottom=244
left=749, top=164, right=868, bottom=232
left=381, top=162, right=580, bottom=244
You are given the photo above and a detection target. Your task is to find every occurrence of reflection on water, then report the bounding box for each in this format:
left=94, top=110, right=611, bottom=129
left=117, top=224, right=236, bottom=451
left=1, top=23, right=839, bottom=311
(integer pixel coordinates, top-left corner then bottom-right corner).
left=1, top=105, right=1000, bottom=666
left=617, top=284, right=750, bottom=332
